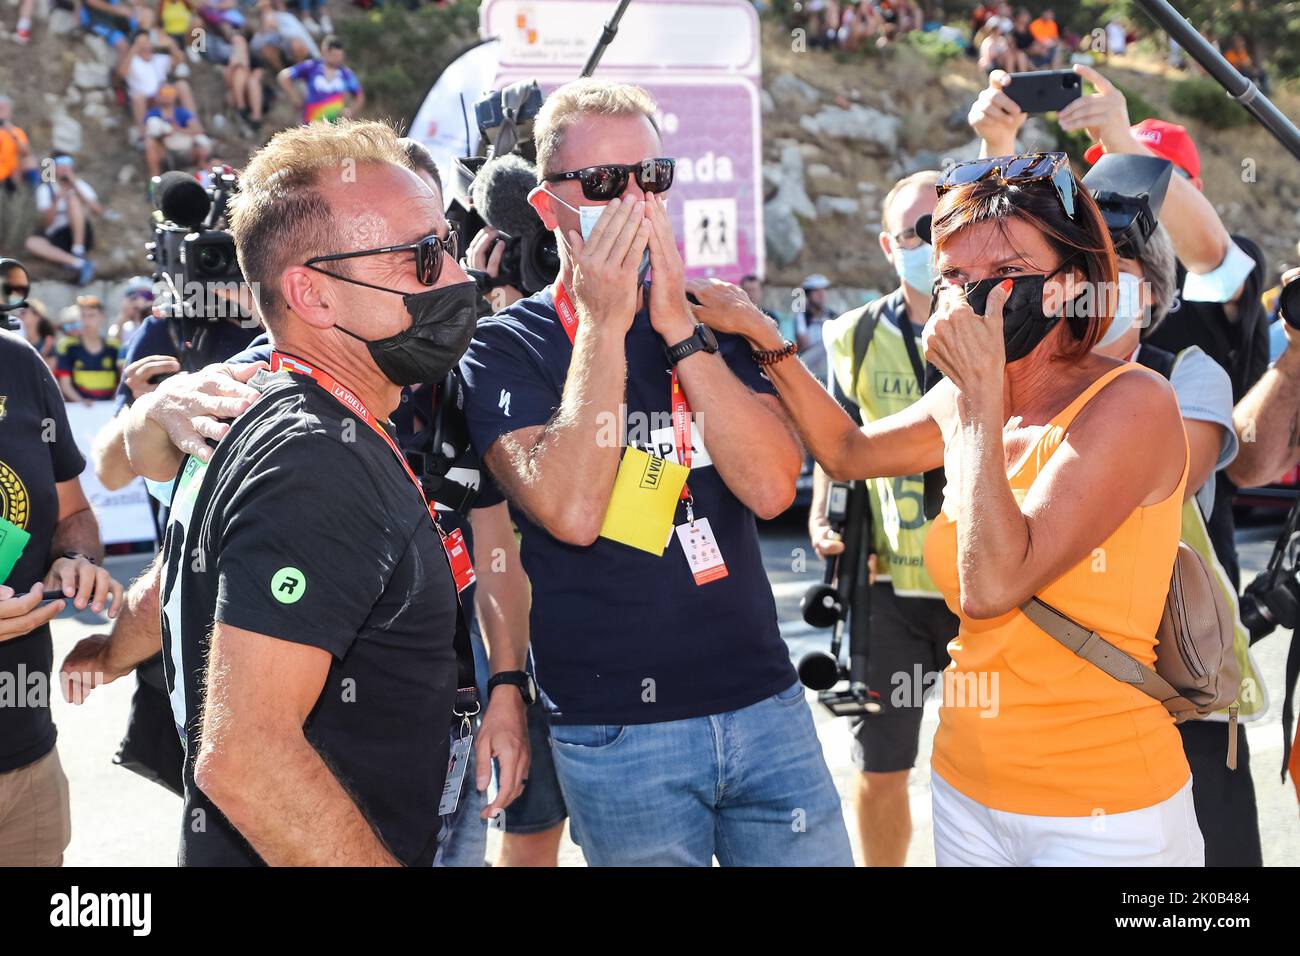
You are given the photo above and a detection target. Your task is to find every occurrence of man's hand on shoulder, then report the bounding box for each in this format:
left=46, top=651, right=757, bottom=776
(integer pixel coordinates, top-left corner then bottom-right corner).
left=128, top=360, right=266, bottom=474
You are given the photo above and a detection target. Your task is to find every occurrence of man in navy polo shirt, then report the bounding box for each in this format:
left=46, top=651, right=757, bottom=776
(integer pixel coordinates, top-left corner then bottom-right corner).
left=459, top=79, right=852, bottom=866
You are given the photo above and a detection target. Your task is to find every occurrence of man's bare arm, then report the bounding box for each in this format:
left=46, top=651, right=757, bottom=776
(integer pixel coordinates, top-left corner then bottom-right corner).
left=1228, top=335, right=1300, bottom=488
left=61, top=554, right=165, bottom=704
left=92, top=413, right=138, bottom=491
left=193, top=623, right=399, bottom=866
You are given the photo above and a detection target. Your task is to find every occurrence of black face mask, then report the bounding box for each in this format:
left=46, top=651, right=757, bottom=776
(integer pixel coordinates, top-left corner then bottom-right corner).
left=963, top=265, right=1072, bottom=363
left=334, top=280, right=479, bottom=387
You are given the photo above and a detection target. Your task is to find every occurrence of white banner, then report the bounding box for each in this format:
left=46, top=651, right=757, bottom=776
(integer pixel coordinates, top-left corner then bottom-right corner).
left=408, top=38, right=503, bottom=194
left=64, top=402, right=156, bottom=546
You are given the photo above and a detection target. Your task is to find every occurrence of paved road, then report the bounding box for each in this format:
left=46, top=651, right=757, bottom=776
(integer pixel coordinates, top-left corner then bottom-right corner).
left=48, top=515, right=1300, bottom=866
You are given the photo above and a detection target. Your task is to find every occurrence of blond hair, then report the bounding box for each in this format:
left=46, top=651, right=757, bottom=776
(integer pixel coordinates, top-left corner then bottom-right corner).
left=881, top=169, right=941, bottom=234
left=228, top=119, right=410, bottom=328
left=533, top=79, right=659, bottom=179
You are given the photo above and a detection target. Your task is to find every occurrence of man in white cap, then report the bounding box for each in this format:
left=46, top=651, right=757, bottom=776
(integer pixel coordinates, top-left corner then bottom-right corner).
left=793, top=273, right=833, bottom=384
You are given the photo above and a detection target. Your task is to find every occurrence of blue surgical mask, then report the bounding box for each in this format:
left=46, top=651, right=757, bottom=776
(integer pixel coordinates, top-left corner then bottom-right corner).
left=1096, top=271, right=1143, bottom=348
left=546, top=188, right=651, bottom=287
left=894, top=241, right=936, bottom=294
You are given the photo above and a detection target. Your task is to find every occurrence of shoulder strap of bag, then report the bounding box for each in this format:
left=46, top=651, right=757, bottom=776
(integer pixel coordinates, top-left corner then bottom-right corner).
left=1019, top=596, right=1199, bottom=718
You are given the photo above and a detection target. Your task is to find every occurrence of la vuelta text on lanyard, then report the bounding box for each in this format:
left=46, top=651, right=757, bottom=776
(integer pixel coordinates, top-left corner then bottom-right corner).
left=555, top=283, right=694, bottom=508
left=268, top=351, right=476, bottom=594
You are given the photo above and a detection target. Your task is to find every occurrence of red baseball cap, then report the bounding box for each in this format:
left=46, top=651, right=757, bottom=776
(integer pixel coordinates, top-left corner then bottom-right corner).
left=1083, top=118, right=1201, bottom=182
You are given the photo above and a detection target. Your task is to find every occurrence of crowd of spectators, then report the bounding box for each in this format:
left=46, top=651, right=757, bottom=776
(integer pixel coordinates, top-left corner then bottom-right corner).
left=1, top=0, right=370, bottom=288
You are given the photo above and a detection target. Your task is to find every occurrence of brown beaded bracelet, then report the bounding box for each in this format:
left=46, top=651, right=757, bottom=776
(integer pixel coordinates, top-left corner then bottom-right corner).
left=751, top=340, right=798, bottom=367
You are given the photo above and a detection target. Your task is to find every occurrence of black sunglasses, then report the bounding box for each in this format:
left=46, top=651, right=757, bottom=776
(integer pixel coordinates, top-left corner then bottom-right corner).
left=3, top=282, right=29, bottom=299
left=937, top=151, right=1077, bottom=221
left=304, top=232, right=458, bottom=287
left=544, top=158, right=676, bottom=202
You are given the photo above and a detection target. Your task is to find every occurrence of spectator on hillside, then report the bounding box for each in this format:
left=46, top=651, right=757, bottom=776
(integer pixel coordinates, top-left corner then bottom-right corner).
left=1223, top=35, right=1269, bottom=95
left=294, top=0, right=332, bottom=35
left=157, top=0, right=197, bottom=51
left=250, top=0, right=319, bottom=72
left=143, top=84, right=212, bottom=176
left=55, top=295, right=123, bottom=405
left=1105, top=19, right=1128, bottom=57
left=79, top=0, right=143, bottom=55
left=978, top=16, right=1016, bottom=75
left=1028, top=7, right=1062, bottom=67
left=0, top=96, right=38, bottom=191
left=278, top=35, right=363, bottom=125
left=119, top=29, right=199, bottom=146
left=13, top=0, right=34, bottom=44
left=25, top=154, right=100, bottom=286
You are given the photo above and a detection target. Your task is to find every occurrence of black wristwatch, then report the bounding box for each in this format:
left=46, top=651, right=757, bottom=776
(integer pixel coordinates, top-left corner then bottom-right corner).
left=488, top=670, right=537, bottom=706
left=61, top=550, right=96, bottom=565
left=665, top=324, right=719, bottom=366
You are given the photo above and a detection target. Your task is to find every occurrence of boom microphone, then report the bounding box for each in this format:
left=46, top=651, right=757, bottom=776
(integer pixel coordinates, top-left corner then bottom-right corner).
left=156, top=171, right=212, bottom=230
left=471, top=153, right=543, bottom=239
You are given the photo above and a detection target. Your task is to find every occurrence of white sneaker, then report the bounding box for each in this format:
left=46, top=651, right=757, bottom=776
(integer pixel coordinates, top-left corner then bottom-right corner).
left=319, top=14, right=333, bottom=33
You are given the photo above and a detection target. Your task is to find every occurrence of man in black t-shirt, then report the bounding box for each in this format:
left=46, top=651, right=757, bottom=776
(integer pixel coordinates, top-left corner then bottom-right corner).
left=134, top=120, right=481, bottom=866
left=0, top=329, right=123, bottom=866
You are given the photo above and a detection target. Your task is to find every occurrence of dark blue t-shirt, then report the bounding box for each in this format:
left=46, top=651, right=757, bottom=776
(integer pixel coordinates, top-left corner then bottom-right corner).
left=459, top=287, right=796, bottom=726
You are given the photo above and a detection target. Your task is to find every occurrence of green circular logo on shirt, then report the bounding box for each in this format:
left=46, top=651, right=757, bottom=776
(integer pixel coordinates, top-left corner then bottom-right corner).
left=270, top=567, right=306, bottom=605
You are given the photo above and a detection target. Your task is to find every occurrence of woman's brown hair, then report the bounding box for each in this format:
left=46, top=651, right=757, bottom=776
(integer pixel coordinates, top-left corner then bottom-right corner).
left=930, top=165, right=1118, bottom=363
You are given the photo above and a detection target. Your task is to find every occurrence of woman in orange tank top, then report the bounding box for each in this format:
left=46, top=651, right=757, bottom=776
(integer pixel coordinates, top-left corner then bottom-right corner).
left=693, top=153, right=1203, bottom=866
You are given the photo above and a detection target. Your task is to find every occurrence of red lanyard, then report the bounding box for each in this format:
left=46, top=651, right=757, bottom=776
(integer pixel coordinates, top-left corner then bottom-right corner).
left=269, top=351, right=440, bottom=527
left=555, top=283, right=692, bottom=503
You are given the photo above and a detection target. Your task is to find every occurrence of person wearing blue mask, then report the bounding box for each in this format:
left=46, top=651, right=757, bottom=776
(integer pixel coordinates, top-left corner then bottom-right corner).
left=810, top=169, right=957, bottom=867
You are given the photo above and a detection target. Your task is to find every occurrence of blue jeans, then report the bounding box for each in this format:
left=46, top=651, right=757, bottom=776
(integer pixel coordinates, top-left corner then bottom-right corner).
left=549, top=682, right=852, bottom=866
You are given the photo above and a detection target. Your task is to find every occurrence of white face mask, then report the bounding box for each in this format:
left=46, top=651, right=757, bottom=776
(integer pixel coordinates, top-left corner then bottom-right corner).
left=1096, top=271, right=1144, bottom=348
left=893, top=241, right=937, bottom=294
left=545, top=188, right=606, bottom=243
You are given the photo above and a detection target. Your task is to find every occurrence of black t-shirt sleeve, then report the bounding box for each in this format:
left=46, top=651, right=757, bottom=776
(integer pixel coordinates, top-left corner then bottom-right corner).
left=213, top=434, right=409, bottom=659
left=1235, top=235, right=1270, bottom=394
left=37, top=351, right=86, bottom=483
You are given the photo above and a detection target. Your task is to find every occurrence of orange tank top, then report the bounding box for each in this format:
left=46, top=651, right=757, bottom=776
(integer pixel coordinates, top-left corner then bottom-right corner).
left=923, top=364, right=1191, bottom=817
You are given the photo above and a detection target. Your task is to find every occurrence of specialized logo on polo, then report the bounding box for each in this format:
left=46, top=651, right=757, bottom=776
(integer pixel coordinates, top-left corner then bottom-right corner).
left=640, top=454, right=665, bottom=490
left=270, top=567, right=306, bottom=604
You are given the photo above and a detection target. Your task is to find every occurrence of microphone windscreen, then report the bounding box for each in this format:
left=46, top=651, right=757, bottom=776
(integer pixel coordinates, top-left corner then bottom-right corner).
left=157, top=171, right=211, bottom=230
left=471, top=153, right=543, bottom=240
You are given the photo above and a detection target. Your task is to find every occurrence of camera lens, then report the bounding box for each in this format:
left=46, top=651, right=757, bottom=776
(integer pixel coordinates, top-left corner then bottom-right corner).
left=1280, top=277, right=1300, bottom=329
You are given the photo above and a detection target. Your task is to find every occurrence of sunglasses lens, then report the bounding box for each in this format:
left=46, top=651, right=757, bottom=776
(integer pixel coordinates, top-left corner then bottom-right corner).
left=417, top=236, right=439, bottom=285
left=637, top=159, right=675, bottom=194
left=581, top=166, right=624, bottom=201
left=943, top=159, right=995, bottom=189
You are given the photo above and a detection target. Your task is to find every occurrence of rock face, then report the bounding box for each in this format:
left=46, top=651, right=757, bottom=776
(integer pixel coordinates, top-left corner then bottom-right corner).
left=51, top=114, right=83, bottom=155
left=798, top=103, right=901, bottom=154
left=763, top=140, right=818, bottom=266
left=73, top=61, right=111, bottom=90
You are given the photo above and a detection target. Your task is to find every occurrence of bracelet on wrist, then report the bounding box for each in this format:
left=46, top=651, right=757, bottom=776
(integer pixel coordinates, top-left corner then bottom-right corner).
left=751, top=340, right=798, bottom=367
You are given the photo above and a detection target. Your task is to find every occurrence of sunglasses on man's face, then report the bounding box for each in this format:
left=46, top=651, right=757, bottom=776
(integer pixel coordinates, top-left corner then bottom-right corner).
left=937, top=151, right=1077, bottom=221
left=544, top=158, right=676, bottom=202
left=304, top=231, right=459, bottom=287
left=3, top=283, right=29, bottom=300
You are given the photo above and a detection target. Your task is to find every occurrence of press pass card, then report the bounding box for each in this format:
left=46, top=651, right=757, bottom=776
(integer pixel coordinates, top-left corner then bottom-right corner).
left=598, top=447, right=689, bottom=556
left=675, top=518, right=729, bottom=586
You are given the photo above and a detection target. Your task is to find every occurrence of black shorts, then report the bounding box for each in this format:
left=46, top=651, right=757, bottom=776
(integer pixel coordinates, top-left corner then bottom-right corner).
left=1179, top=719, right=1262, bottom=866
left=850, top=582, right=957, bottom=773
left=500, top=698, right=567, bottom=834
left=43, top=222, right=95, bottom=253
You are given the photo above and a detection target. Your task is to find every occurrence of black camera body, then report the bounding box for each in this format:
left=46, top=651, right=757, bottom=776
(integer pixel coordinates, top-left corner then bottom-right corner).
left=145, top=167, right=248, bottom=370
left=1083, top=153, right=1172, bottom=260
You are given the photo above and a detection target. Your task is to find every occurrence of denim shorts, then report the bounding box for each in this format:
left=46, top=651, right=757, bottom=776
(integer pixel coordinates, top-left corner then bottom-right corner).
left=499, top=699, right=568, bottom=834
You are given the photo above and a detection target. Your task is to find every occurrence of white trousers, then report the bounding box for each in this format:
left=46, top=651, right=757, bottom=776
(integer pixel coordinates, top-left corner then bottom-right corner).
left=931, top=772, right=1205, bottom=867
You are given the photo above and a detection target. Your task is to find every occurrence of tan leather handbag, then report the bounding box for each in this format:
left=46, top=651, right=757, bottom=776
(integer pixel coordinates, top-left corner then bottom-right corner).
left=1021, top=542, right=1242, bottom=767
